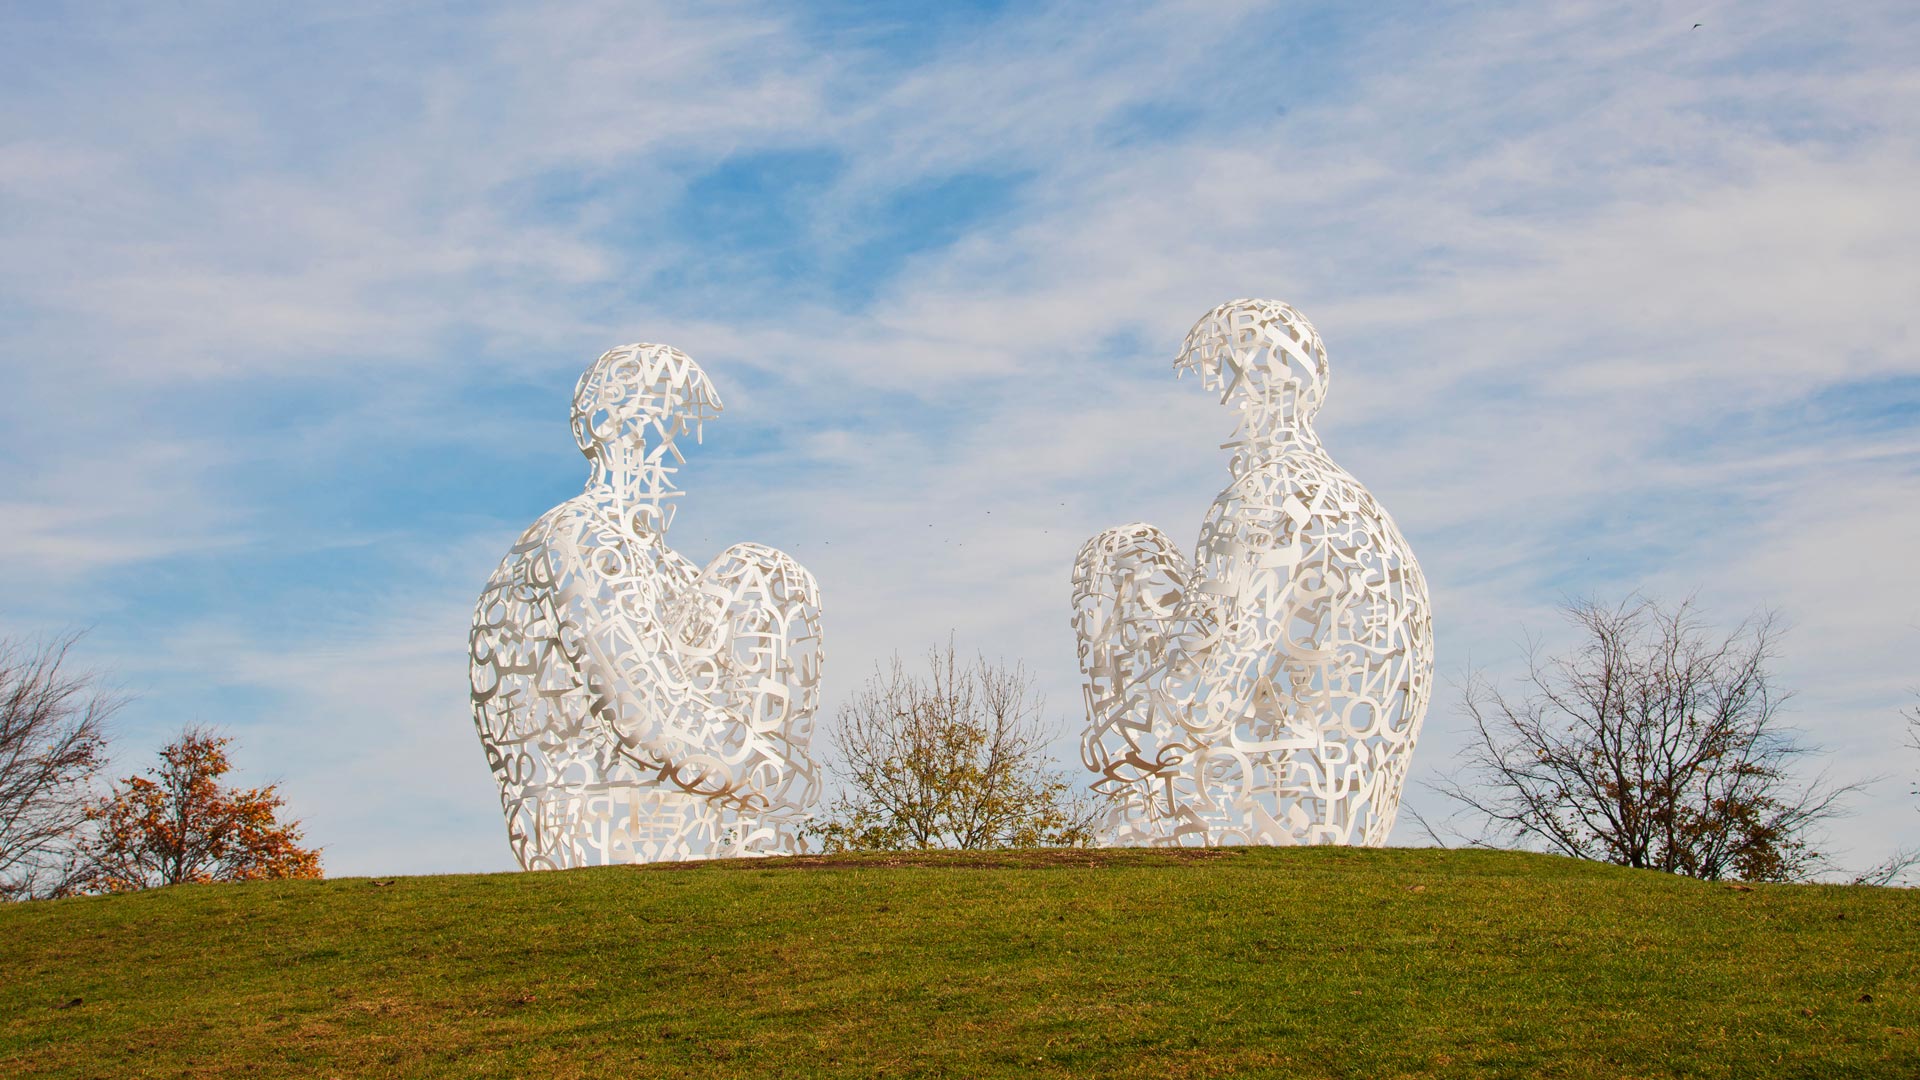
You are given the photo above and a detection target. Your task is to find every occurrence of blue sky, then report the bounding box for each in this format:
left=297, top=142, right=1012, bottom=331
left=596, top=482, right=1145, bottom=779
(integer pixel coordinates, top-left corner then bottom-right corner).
left=2, top=1, right=1916, bottom=876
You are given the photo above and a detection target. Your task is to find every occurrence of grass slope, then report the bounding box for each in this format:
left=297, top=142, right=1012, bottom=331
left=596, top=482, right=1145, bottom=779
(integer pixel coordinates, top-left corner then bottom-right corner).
left=1, top=847, right=1915, bottom=1079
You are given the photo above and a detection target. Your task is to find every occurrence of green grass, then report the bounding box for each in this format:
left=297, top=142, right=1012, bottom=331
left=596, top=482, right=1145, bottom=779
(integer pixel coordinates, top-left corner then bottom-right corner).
left=1, top=847, right=1915, bottom=1078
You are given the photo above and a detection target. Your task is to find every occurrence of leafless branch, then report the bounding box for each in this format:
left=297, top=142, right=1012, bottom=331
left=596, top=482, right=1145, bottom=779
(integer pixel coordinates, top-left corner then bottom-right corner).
left=0, top=633, right=121, bottom=900
left=1431, top=597, right=1847, bottom=882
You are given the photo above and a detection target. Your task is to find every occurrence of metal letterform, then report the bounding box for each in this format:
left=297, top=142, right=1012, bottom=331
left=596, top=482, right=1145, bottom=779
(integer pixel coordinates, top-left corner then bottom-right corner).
left=470, top=344, right=823, bottom=867
left=1073, top=300, right=1433, bottom=847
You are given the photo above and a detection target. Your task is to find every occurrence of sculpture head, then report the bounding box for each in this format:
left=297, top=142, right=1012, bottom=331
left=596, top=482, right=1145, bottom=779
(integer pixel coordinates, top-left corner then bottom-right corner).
left=571, top=343, right=724, bottom=476
left=1175, top=298, right=1329, bottom=428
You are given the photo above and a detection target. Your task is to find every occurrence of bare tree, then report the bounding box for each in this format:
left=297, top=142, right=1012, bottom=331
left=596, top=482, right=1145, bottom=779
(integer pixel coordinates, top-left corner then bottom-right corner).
left=1433, top=597, right=1847, bottom=882
left=1856, top=698, right=1920, bottom=886
left=1851, top=846, right=1920, bottom=887
left=0, top=634, right=120, bottom=900
left=809, top=643, right=1102, bottom=852
left=1908, top=696, right=1920, bottom=800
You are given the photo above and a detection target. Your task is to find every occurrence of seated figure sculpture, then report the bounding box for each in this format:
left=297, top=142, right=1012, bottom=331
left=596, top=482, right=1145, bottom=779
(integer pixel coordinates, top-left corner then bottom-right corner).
left=1072, top=299, right=1432, bottom=847
left=469, top=343, right=822, bottom=868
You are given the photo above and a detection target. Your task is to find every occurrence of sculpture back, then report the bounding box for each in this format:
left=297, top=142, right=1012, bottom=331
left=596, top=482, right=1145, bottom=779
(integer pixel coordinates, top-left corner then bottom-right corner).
left=1074, top=299, right=1433, bottom=847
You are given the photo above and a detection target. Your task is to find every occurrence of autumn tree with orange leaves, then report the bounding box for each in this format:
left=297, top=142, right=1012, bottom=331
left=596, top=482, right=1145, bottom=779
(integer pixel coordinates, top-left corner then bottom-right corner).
left=79, top=729, right=320, bottom=892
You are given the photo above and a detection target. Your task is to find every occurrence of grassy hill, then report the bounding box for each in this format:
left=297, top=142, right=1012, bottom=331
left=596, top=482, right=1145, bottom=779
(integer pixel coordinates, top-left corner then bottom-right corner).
left=1, top=847, right=1915, bottom=1078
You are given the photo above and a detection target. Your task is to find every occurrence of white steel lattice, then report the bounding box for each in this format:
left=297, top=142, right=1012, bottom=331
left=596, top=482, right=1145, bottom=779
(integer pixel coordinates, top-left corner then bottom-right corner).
left=1072, top=299, right=1433, bottom=847
left=469, top=344, right=823, bottom=868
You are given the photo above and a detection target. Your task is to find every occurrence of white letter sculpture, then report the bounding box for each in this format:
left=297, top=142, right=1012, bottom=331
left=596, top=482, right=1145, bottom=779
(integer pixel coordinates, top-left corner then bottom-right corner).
left=469, top=344, right=823, bottom=868
left=1073, top=299, right=1432, bottom=847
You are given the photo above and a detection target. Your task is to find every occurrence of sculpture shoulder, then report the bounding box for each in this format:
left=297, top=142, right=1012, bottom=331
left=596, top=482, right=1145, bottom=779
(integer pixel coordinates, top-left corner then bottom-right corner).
left=1205, top=448, right=1414, bottom=553
left=479, top=496, right=624, bottom=592
left=536, top=494, right=628, bottom=544
left=485, top=495, right=584, bottom=558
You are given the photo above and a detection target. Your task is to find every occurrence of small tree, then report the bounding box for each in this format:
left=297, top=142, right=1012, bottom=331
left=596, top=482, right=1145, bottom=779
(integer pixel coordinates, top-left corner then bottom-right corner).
left=81, top=729, right=321, bottom=891
left=1434, top=597, right=1844, bottom=882
left=0, top=634, right=119, bottom=901
left=810, top=643, right=1102, bottom=852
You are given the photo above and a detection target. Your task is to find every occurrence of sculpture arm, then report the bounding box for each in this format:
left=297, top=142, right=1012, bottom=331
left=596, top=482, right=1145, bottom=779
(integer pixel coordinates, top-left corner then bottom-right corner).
left=543, top=510, right=757, bottom=802
left=1171, top=484, right=1333, bottom=751
left=661, top=542, right=824, bottom=813
left=1072, top=523, right=1203, bottom=784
